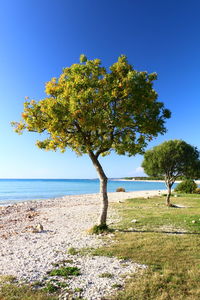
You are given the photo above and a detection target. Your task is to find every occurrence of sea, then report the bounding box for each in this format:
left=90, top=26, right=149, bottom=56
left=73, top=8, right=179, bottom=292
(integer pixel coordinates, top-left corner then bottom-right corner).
left=0, top=178, right=175, bottom=206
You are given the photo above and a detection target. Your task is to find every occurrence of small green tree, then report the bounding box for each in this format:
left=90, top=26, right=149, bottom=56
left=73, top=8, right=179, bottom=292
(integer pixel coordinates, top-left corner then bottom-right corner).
left=12, top=55, right=170, bottom=226
left=142, top=140, right=200, bottom=206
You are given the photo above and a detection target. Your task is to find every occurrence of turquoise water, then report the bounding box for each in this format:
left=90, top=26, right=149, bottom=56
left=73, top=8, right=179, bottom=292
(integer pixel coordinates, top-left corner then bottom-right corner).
left=0, top=179, right=173, bottom=205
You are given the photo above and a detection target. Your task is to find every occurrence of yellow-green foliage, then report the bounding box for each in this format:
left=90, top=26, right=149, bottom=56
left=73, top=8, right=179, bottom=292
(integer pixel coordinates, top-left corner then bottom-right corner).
left=12, top=55, right=170, bottom=158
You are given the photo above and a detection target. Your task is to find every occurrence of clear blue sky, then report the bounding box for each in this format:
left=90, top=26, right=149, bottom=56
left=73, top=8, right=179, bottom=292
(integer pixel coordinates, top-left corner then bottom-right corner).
left=0, top=0, right=200, bottom=179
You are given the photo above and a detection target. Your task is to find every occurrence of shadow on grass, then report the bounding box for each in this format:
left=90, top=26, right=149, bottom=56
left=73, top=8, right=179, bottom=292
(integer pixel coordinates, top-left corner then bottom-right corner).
left=115, top=228, right=200, bottom=235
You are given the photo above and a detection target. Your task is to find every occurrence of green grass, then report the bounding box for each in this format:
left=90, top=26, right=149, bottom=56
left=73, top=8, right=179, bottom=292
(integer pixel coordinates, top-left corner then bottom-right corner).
left=89, top=223, right=114, bottom=234
left=93, top=194, right=200, bottom=299
left=49, top=266, right=80, bottom=278
left=42, top=282, right=59, bottom=293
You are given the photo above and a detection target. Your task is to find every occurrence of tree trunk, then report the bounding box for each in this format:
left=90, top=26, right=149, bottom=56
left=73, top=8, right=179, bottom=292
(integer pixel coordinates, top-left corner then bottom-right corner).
left=99, top=176, right=108, bottom=225
left=88, top=151, right=108, bottom=225
left=166, top=185, right=172, bottom=206
left=165, top=179, right=173, bottom=206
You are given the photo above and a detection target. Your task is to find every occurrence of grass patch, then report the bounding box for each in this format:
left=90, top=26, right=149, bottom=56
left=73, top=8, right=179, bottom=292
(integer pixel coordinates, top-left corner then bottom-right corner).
left=49, top=266, right=80, bottom=278
left=0, top=275, right=57, bottom=300
left=112, top=283, right=123, bottom=289
left=42, top=282, right=59, bottom=293
left=110, top=268, right=200, bottom=300
left=74, top=287, right=83, bottom=292
left=31, top=281, right=44, bottom=287
left=99, top=272, right=114, bottom=278
left=94, top=194, right=200, bottom=299
left=89, top=224, right=114, bottom=234
left=0, top=256, right=79, bottom=299
left=0, top=265, right=79, bottom=299
left=51, top=259, right=74, bottom=267
left=67, top=247, right=78, bottom=255
left=0, top=284, right=57, bottom=300
left=0, top=275, right=17, bottom=284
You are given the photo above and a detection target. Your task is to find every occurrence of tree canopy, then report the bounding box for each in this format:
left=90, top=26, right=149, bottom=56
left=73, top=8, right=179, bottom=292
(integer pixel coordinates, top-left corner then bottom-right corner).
left=142, top=140, right=200, bottom=205
left=12, top=55, right=171, bottom=226
left=13, top=55, right=170, bottom=157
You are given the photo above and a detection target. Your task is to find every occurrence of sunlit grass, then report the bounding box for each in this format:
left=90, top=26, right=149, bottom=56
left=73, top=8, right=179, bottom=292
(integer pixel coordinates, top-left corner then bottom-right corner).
left=94, top=194, right=200, bottom=299
left=0, top=283, right=57, bottom=300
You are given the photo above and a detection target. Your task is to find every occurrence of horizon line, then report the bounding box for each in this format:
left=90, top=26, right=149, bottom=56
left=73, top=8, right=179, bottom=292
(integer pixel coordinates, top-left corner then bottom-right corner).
left=0, top=177, right=126, bottom=180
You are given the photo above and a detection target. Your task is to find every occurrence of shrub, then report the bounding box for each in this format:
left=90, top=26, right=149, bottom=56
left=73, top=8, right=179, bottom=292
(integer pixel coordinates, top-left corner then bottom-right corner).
left=174, top=179, right=198, bottom=194
left=116, top=187, right=125, bottom=192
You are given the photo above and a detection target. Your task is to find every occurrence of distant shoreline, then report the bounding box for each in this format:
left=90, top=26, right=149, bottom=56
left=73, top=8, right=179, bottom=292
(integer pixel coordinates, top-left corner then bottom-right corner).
left=111, top=179, right=200, bottom=184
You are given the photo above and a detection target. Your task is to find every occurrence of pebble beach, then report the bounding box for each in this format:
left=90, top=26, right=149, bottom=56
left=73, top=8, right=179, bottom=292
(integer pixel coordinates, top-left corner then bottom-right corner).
left=0, top=190, right=163, bottom=299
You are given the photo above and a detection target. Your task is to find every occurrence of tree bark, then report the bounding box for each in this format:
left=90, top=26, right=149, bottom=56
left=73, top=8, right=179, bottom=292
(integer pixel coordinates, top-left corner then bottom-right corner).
left=165, top=179, right=173, bottom=206
left=166, top=185, right=172, bottom=206
left=88, top=151, right=108, bottom=225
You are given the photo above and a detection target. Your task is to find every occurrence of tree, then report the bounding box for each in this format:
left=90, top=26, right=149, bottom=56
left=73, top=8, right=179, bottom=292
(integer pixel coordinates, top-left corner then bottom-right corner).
left=142, top=140, right=200, bottom=206
left=12, top=55, right=170, bottom=227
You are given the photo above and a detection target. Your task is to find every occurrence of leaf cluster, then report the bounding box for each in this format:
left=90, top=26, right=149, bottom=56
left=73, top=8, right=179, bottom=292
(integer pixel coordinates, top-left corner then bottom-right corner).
left=12, top=55, right=170, bottom=158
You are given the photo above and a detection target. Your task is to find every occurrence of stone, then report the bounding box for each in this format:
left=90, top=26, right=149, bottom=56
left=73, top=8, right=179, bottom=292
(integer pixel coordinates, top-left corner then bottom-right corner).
left=131, top=219, right=138, bottom=223
left=37, top=223, right=43, bottom=231
left=33, top=223, right=44, bottom=233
